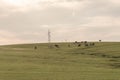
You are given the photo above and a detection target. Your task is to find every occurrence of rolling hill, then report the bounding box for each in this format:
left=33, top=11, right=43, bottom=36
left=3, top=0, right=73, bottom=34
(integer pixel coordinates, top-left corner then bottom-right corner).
left=0, top=42, right=120, bottom=80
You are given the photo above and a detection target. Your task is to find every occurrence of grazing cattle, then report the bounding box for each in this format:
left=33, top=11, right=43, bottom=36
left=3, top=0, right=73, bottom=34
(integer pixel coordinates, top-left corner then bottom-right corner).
left=84, top=41, right=88, bottom=44
left=68, top=44, right=71, bottom=47
left=75, top=41, right=78, bottom=44
left=99, top=40, right=102, bottom=42
left=34, top=46, right=37, bottom=50
left=78, top=44, right=81, bottom=47
left=81, top=41, right=84, bottom=43
left=84, top=43, right=89, bottom=46
left=54, top=44, right=59, bottom=48
left=90, top=43, right=95, bottom=46
left=92, top=43, right=95, bottom=46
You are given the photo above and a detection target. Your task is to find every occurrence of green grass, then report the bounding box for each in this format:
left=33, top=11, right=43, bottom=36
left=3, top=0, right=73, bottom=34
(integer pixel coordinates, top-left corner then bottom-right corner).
left=0, top=42, right=120, bottom=80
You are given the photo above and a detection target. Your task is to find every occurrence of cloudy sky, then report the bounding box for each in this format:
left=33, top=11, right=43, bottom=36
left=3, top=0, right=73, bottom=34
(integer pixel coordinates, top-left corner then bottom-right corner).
left=0, top=0, right=120, bottom=45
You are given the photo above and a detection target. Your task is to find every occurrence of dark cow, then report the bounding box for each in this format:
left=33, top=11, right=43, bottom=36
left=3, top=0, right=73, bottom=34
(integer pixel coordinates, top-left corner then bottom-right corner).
left=84, top=41, right=88, bottom=44
left=78, top=44, right=81, bottom=47
left=75, top=41, right=78, bottom=44
left=90, top=43, right=95, bottom=46
left=54, top=44, right=59, bottom=48
left=34, top=46, right=37, bottom=50
left=99, top=40, right=102, bottom=42
left=68, top=44, right=71, bottom=47
left=84, top=43, right=89, bottom=47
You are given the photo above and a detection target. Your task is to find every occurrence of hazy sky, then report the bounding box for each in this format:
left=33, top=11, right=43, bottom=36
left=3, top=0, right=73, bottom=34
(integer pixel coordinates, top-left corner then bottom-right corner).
left=0, top=0, right=120, bottom=45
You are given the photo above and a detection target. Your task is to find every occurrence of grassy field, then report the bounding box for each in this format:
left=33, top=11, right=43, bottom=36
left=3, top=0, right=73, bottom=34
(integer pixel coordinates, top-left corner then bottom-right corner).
left=0, top=42, right=120, bottom=80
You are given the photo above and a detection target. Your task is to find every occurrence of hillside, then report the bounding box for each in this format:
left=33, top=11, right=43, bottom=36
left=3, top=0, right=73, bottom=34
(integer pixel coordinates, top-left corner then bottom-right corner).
left=0, top=42, right=120, bottom=80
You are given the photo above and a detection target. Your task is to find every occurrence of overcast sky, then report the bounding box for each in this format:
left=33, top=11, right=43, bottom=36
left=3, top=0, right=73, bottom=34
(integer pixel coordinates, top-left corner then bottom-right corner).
left=0, top=0, right=120, bottom=45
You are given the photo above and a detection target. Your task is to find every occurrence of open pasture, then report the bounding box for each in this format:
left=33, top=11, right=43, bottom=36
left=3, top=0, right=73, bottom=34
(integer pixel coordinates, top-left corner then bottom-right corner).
left=0, top=42, right=120, bottom=80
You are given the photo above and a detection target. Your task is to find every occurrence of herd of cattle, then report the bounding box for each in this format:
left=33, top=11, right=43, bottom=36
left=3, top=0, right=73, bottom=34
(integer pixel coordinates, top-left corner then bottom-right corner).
left=54, top=41, right=95, bottom=48
left=34, top=41, right=96, bottom=49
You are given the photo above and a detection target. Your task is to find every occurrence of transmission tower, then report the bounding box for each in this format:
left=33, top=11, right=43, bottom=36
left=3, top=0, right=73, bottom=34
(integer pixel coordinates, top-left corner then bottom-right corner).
left=48, top=30, right=52, bottom=48
left=48, top=29, right=51, bottom=43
